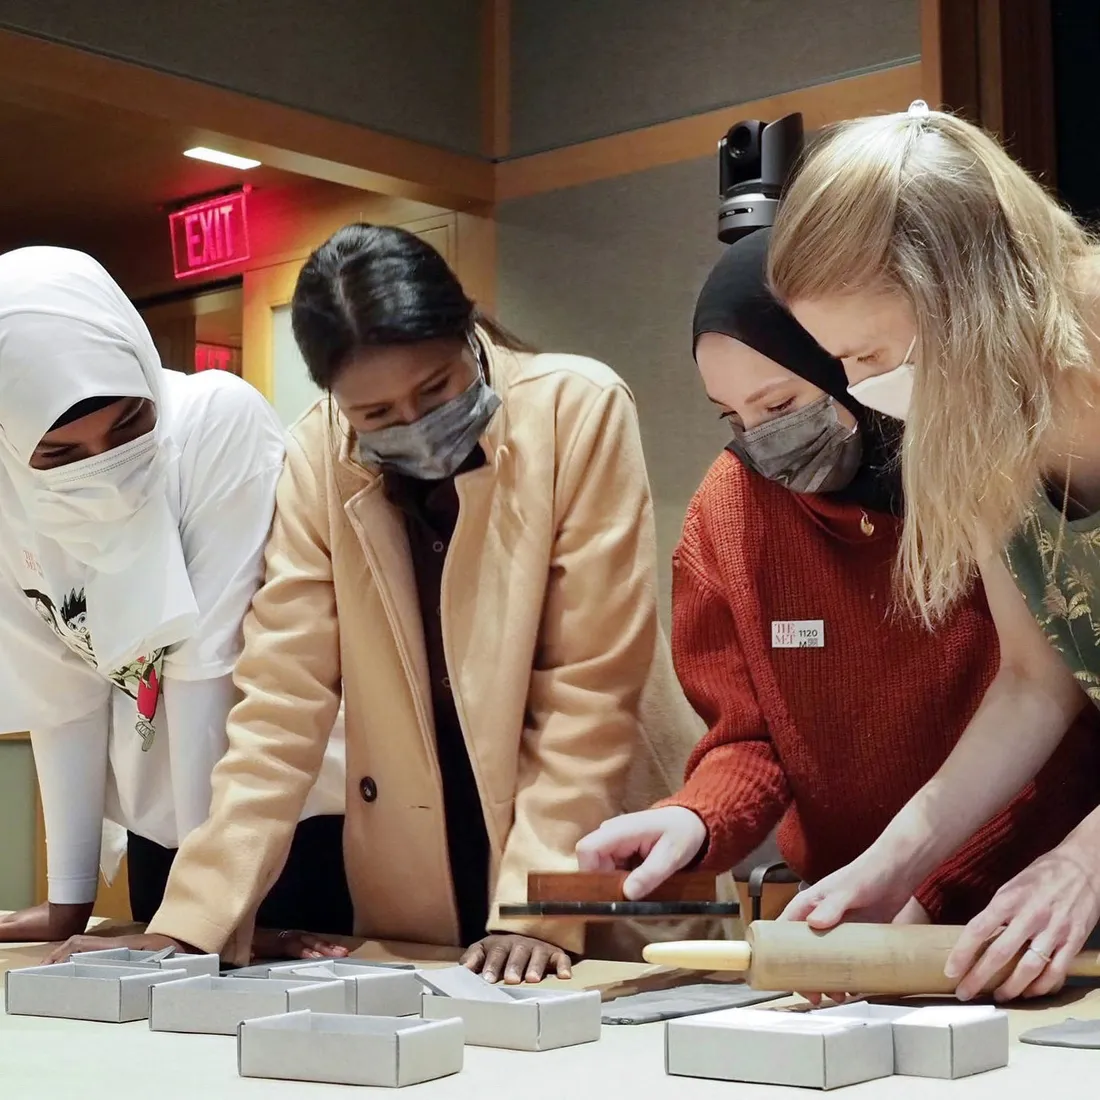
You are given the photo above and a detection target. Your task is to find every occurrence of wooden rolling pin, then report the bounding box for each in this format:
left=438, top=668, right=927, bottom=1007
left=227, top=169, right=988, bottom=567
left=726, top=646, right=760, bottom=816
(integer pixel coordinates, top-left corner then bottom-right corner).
left=642, top=920, right=1100, bottom=995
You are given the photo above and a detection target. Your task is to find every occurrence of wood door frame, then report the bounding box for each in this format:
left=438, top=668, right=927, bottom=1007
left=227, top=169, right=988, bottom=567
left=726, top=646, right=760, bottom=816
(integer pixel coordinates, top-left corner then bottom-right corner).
left=921, top=0, right=1057, bottom=185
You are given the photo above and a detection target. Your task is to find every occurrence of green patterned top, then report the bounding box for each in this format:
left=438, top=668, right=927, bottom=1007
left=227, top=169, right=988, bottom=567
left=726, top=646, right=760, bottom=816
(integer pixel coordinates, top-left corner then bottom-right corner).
left=1004, top=489, right=1100, bottom=706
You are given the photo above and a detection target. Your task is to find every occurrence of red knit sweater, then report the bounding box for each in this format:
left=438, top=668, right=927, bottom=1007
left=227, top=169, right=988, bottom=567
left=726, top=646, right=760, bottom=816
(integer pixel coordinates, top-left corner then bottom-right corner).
left=659, top=452, right=1100, bottom=923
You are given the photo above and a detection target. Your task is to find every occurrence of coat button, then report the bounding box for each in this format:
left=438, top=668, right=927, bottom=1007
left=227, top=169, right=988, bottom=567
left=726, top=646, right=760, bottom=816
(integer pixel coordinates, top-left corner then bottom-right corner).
left=359, top=777, right=378, bottom=803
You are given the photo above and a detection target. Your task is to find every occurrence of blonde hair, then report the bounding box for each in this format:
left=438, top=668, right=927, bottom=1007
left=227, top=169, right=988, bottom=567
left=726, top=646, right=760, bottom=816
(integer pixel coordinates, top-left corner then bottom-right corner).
left=768, top=108, right=1098, bottom=623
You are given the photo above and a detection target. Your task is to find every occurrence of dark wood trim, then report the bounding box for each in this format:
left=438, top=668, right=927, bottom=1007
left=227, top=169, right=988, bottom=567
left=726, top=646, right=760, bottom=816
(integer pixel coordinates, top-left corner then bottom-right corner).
left=996, top=0, right=1057, bottom=186
left=481, top=0, right=510, bottom=159
left=496, top=64, right=921, bottom=200
left=131, top=276, right=244, bottom=312
left=922, top=0, right=981, bottom=118
left=0, top=29, right=494, bottom=210
left=921, top=0, right=1056, bottom=185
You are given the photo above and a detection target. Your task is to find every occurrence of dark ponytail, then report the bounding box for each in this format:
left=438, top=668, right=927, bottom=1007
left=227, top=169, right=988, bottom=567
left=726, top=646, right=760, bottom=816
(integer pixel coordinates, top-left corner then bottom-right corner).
left=291, top=223, right=532, bottom=390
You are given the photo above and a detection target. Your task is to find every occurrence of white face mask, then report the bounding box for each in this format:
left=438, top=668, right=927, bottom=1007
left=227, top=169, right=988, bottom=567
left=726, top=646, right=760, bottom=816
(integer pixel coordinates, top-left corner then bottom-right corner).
left=32, top=430, right=166, bottom=571
left=846, top=336, right=916, bottom=421
left=0, top=247, right=200, bottom=677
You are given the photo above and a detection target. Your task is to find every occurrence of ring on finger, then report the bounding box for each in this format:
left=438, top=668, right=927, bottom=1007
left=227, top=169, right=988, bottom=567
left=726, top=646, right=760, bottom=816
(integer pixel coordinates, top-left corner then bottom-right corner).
left=1026, top=944, right=1053, bottom=964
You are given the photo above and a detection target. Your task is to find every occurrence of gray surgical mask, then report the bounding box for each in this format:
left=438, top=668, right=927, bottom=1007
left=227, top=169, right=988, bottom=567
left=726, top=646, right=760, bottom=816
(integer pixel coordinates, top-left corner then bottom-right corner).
left=727, top=395, right=862, bottom=494
left=356, top=344, right=501, bottom=480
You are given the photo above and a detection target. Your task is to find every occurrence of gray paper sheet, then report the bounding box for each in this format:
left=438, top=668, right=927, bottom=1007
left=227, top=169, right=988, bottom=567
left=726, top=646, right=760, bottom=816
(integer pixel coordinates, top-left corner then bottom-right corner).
left=600, top=983, right=788, bottom=1024
left=1019, top=1018, right=1100, bottom=1050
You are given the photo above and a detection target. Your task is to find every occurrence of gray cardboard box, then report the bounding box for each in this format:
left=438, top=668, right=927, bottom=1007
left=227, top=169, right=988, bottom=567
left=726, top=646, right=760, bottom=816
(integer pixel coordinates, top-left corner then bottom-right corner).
left=231, top=958, right=414, bottom=979
left=420, top=985, right=602, bottom=1051
left=416, top=965, right=513, bottom=1001
left=228, top=961, right=320, bottom=980
left=5, top=963, right=190, bottom=1023
left=820, top=1003, right=1009, bottom=1079
left=148, top=974, right=347, bottom=1034
left=238, top=1010, right=464, bottom=1088
left=666, top=1007, right=895, bottom=1090
left=69, top=947, right=220, bottom=977
left=285, top=962, right=423, bottom=1016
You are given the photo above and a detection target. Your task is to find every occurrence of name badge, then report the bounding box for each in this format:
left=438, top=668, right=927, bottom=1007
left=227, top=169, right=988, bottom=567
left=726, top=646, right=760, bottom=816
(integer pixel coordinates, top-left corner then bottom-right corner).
left=771, top=620, right=825, bottom=648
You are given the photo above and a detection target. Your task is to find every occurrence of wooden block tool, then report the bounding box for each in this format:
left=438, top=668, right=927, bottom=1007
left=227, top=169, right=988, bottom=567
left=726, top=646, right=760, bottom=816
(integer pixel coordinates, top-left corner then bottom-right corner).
left=641, top=920, right=1100, bottom=996
left=499, top=871, right=738, bottom=921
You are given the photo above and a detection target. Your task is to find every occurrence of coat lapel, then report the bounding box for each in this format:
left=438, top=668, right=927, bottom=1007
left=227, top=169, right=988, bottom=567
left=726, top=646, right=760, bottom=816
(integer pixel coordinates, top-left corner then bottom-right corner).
left=339, top=441, right=434, bottom=749
left=442, top=344, right=539, bottom=806
left=334, top=343, right=528, bottom=803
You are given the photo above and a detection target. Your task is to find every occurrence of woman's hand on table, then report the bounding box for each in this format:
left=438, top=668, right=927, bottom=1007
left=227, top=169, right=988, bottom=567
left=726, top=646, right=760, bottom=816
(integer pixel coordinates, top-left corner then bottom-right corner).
left=461, top=934, right=572, bottom=984
left=0, top=901, right=94, bottom=945
left=575, top=807, right=707, bottom=898
left=41, top=926, right=351, bottom=965
left=41, top=932, right=188, bottom=964
left=945, top=843, right=1100, bottom=1003
left=251, top=928, right=350, bottom=962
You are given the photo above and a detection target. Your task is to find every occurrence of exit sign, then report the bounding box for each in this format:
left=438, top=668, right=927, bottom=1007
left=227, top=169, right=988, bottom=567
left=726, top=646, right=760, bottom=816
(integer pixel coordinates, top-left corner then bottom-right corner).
left=170, top=189, right=250, bottom=279
left=194, top=343, right=239, bottom=373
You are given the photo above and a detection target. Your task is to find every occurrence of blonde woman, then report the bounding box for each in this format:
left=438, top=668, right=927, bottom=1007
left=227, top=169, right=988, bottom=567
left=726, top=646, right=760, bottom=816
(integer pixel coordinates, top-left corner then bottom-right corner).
left=763, top=101, right=1100, bottom=1002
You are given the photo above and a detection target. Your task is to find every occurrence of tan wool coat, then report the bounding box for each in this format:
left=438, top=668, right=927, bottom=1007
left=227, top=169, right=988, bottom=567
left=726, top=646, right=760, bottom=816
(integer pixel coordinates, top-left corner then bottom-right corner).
left=149, top=339, right=703, bottom=964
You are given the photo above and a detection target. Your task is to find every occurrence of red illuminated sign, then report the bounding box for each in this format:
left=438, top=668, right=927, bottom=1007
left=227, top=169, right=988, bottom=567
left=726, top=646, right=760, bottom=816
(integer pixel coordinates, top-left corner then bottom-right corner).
left=194, top=343, right=237, bottom=373
left=170, top=188, right=250, bottom=279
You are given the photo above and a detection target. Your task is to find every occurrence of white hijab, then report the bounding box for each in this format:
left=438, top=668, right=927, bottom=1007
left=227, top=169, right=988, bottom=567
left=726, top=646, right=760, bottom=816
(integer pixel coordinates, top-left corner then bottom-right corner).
left=0, top=247, right=198, bottom=674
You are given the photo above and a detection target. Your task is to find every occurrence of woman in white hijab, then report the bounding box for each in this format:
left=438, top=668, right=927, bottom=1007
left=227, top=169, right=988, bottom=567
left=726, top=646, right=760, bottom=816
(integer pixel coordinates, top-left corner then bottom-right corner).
left=0, top=247, right=347, bottom=956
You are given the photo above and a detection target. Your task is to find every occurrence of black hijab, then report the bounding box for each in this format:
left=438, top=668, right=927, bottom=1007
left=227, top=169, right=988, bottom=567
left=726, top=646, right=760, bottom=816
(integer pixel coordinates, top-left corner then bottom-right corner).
left=692, top=227, right=903, bottom=517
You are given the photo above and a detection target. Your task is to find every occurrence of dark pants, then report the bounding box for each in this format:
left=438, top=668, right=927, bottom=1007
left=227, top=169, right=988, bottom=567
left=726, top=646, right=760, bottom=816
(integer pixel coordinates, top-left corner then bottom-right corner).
left=126, top=814, right=354, bottom=936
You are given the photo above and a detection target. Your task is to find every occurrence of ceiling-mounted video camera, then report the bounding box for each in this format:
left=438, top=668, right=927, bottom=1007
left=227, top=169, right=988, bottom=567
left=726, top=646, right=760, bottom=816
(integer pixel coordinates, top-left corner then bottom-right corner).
left=717, top=112, right=804, bottom=243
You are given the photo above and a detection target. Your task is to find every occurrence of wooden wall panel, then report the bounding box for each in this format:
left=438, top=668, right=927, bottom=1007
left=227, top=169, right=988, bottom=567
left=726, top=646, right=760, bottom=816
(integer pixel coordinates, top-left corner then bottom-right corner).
left=921, top=0, right=1056, bottom=184
left=0, top=29, right=493, bottom=211
left=496, top=64, right=922, bottom=200
left=481, top=0, right=510, bottom=159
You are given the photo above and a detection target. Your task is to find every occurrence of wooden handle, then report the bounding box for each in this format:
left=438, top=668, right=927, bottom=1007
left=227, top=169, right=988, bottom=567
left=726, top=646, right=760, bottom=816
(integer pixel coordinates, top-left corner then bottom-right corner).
left=527, top=871, right=718, bottom=904
left=642, top=940, right=752, bottom=971
left=643, top=922, right=1100, bottom=995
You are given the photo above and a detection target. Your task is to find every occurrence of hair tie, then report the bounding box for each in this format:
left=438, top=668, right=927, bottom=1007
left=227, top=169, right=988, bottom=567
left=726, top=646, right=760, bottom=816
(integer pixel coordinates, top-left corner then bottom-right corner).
left=907, top=99, right=931, bottom=118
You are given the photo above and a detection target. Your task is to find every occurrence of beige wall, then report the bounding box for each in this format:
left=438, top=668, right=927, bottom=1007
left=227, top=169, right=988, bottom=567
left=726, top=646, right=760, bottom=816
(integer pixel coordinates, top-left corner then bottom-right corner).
left=497, top=157, right=724, bottom=614
left=509, top=0, right=920, bottom=154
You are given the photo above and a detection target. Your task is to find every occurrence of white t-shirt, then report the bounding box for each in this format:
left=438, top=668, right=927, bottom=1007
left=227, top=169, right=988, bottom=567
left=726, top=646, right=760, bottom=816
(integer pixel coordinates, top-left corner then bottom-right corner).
left=0, top=369, right=346, bottom=903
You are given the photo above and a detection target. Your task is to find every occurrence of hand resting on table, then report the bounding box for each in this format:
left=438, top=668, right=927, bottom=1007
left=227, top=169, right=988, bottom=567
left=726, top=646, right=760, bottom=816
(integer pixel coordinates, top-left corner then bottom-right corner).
left=41, top=926, right=350, bottom=965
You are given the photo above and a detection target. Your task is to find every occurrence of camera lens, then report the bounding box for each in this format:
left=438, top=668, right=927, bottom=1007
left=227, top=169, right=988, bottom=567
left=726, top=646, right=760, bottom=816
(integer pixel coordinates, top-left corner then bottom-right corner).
left=727, top=125, right=753, bottom=157
left=717, top=113, right=804, bottom=243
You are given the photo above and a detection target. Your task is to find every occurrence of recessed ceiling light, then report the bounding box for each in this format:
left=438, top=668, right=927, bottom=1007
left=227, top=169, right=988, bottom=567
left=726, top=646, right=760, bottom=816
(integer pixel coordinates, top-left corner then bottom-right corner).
left=184, top=147, right=261, bottom=170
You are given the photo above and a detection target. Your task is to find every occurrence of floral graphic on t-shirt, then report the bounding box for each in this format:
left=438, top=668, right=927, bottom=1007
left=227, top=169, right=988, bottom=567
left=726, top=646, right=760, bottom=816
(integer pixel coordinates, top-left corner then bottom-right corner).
left=118, top=656, right=162, bottom=751
left=22, top=585, right=165, bottom=750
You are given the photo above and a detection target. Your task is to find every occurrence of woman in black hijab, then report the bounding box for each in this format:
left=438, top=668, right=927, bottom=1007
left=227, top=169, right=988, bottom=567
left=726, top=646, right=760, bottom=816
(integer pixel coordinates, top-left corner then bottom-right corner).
left=578, top=230, right=1100, bottom=972
left=690, top=228, right=901, bottom=517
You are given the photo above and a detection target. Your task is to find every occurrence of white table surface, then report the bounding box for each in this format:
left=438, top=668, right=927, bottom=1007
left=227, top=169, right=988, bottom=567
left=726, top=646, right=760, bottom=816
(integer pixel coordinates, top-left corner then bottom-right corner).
left=4, top=923, right=1100, bottom=1098
left=5, top=1001, right=1100, bottom=1100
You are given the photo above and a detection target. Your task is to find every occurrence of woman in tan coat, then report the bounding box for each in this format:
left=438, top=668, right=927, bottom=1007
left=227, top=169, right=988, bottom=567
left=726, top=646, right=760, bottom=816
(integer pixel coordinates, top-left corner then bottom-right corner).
left=49, top=223, right=698, bottom=982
